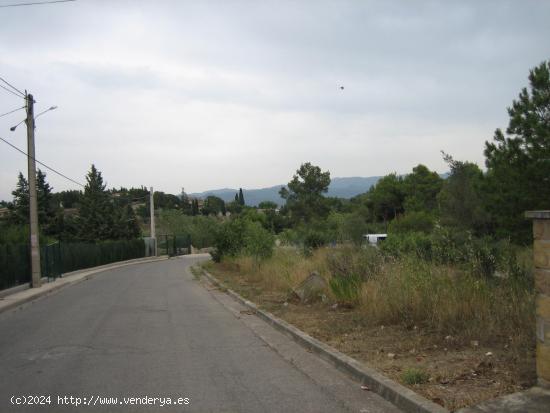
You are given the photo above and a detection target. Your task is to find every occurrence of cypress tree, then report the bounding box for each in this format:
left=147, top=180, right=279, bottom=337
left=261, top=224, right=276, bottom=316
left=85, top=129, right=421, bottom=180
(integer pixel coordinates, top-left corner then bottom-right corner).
left=238, top=188, right=245, bottom=206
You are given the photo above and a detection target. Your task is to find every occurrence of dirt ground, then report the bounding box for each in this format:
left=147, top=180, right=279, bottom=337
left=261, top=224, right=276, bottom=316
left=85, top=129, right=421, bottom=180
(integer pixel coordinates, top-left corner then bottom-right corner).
left=203, top=263, right=536, bottom=412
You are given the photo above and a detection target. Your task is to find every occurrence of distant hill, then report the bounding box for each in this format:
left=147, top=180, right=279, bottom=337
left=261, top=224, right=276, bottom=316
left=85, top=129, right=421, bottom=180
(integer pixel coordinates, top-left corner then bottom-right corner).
left=189, top=176, right=383, bottom=206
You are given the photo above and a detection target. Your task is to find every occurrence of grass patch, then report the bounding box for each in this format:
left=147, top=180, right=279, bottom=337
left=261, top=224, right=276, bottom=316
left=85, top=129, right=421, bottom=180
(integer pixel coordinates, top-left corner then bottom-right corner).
left=402, top=368, right=430, bottom=385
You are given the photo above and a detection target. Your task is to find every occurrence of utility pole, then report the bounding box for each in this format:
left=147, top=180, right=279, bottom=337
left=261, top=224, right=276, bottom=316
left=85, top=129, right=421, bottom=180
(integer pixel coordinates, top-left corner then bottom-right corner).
left=26, top=93, right=41, bottom=287
left=150, top=187, right=156, bottom=256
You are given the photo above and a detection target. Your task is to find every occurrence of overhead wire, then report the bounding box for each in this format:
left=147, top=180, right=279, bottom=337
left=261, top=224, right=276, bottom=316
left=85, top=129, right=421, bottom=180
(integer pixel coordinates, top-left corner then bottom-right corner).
left=0, top=83, right=25, bottom=99
left=0, top=106, right=25, bottom=118
left=0, top=0, right=76, bottom=8
left=0, top=136, right=85, bottom=188
left=1, top=137, right=152, bottom=200
left=0, top=76, right=25, bottom=97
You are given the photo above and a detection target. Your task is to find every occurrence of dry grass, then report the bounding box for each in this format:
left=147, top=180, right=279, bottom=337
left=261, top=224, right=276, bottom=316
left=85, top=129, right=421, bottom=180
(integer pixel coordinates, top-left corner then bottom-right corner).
left=203, top=246, right=536, bottom=410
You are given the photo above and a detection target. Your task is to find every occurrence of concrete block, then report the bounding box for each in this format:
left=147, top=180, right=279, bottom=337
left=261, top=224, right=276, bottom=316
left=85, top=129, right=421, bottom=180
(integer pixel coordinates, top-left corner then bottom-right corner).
left=534, top=240, right=550, bottom=269
left=535, top=269, right=550, bottom=295
left=537, top=295, right=550, bottom=320
left=537, top=317, right=550, bottom=343
left=537, top=342, right=550, bottom=382
left=534, top=220, right=550, bottom=240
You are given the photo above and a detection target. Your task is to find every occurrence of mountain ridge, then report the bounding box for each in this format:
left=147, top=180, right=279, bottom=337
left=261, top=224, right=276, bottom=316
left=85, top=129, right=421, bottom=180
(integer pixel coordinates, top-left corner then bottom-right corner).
left=188, top=176, right=383, bottom=206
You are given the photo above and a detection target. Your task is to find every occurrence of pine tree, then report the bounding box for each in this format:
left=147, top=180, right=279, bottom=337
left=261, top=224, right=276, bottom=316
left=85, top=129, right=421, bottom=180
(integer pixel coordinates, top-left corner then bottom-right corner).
left=77, top=165, right=114, bottom=241
left=8, top=172, right=29, bottom=225
left=36, top=169, right=57, bottom=235
left=8, top=170, right=57, bottom=234
left=484, top=60, right=550, bottom=242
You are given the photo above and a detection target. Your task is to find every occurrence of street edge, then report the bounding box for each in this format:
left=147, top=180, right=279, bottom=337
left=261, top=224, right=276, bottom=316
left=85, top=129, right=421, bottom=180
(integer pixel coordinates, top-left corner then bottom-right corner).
left=201, top=268, right=449, bottom=413
left=0, top=255, right=169, bottom=314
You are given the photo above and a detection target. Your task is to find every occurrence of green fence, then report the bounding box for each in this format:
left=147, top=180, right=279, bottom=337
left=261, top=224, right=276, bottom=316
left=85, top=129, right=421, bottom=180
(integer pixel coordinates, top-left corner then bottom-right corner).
left=157, top=234, right=192, bottom=257
left=0, top=244, right=31, bottom=290
left=0, top=239, right=146, bottom=291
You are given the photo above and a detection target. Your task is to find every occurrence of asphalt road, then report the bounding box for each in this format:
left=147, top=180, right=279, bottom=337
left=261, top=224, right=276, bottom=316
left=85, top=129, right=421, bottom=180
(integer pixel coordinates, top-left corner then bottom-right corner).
left=0, top=256, right=401, bottom=413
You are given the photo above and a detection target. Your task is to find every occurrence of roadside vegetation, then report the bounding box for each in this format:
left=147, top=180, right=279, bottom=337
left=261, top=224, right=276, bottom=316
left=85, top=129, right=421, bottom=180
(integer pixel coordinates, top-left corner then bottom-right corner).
left=199, top=60, right=550, bottom=409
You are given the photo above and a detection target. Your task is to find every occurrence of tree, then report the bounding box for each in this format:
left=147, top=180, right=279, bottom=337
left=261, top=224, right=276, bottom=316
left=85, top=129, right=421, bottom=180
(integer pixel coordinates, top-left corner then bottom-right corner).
left=202, top=196, right=226, bottom=216
left=238, top=188, right=245, bottom=206
left=366, top=173, right=405, bottom=223
left=484, top=60, right=550, bottom=242
left=191, top=199, right=199, bottom=216
left=8, top=170, right=58, bottom=234
left=8, top=172, right=29, bottom=225
left=77, top=165, right=115, bottom=241
left=438, top=153, right=489, bottom=234
left=279, top=162, right=331, bottom=224
left=258, top=201, right=278, bottom=210
left=402, top=164, right=443, bottom=213
left=36, top=169, right=57, bottom=234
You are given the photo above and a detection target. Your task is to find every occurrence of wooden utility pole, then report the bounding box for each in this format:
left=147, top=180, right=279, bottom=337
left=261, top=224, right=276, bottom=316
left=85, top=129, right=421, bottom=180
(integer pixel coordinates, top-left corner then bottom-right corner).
left=26, top=93, right=41, bottom=287
left=150, top=187, right=156, bottom=256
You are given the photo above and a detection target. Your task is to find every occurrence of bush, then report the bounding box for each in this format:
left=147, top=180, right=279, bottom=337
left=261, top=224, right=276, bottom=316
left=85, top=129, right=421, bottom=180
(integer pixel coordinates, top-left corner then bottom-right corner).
left=213, top=218, right=274, bottom=263
left=402, top=368, right=430, bottom=385
left=244, top=221, right=274, bottom=263
left=213, top=219, right=247, bottom=262
left=381, top=228, right=531, bottom=280
left=326, top=245, right=383, bottom=280
left=388, top=211, right=435, bottom=234
left=329, top=273, right=362, bottom=305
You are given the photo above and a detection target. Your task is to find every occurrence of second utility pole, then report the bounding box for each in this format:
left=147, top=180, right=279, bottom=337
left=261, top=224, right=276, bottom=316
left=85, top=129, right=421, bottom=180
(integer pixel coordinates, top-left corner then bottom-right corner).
left=26, top=93, right=41, bottom=288
left=150, top=187, right=156, bottom=256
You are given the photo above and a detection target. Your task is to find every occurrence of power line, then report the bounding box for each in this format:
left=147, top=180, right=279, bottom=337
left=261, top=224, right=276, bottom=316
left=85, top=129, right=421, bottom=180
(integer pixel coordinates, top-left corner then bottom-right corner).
left=0, top=83, right=25, bottom=99
left=0, top=106, right=25, bottom=118
left=0, top=76, right=25, bottom=97
left=0, top=136, right=85, bottom=188
left=0, top=0, right=76, bottom=8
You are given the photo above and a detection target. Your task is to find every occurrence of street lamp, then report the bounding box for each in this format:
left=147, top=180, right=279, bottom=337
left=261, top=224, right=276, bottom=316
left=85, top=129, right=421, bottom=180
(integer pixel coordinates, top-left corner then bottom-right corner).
left=10, top=105, right=57, bottom=131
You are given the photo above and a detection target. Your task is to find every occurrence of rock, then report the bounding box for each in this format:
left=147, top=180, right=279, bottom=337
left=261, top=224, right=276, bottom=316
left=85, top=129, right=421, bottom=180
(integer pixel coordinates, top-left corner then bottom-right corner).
left=485, top=351, right=493, bottom=357
left=292, top=272, right=328, bottom=303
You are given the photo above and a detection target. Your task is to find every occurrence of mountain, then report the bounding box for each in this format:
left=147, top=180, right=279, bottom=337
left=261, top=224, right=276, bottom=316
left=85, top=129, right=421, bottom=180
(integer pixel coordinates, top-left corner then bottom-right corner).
left=189, top=176, right=383, bottom=206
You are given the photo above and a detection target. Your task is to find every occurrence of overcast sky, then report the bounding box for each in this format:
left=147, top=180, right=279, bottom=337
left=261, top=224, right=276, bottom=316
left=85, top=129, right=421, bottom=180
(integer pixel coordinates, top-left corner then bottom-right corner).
left=1, top=0, right=549, bottom=201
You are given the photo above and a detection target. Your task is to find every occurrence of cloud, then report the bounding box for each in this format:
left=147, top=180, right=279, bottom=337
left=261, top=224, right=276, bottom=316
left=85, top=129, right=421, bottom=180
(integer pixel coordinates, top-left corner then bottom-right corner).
left=1, top=0, right=550, bottom=200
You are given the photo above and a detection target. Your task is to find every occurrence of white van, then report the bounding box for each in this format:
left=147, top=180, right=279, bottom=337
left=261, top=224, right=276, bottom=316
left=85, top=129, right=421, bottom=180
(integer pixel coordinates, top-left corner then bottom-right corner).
left=363, top=233, right=387, bottom=246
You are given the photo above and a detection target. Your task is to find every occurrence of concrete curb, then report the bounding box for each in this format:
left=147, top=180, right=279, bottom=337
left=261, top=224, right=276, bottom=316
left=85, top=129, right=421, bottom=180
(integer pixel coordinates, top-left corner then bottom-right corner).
left=201, top=269, right=448, bottom=413
left=0, top=256, right=169, bottom=315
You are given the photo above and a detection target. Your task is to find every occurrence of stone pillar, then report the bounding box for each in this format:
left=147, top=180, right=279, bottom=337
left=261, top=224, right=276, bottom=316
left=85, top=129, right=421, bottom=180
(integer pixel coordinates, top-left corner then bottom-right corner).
left=526, top=211, right=550, bottom=388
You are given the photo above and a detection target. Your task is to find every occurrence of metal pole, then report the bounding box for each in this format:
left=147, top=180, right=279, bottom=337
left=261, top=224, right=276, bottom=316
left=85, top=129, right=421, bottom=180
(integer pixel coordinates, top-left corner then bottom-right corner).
left=150, top=187, right=156, bottom=256
left=26, top=93, right=41, bottom=287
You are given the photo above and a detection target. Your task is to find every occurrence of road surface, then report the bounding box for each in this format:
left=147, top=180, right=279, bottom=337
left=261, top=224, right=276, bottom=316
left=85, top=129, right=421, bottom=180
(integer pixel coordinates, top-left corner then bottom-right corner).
left=0, top=256, right=401, bottom=412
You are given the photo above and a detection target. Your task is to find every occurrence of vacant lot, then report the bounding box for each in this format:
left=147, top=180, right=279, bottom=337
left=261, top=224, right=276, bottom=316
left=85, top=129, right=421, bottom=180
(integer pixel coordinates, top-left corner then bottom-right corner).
left=202, top=247, right=536, bottom=411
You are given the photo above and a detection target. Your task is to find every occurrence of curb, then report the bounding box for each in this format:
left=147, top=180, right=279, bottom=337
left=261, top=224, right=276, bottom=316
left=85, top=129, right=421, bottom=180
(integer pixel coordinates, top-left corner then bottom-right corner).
left=201, top=269, right=448, bottom=413
left=0, top=256, right=169, bottom=315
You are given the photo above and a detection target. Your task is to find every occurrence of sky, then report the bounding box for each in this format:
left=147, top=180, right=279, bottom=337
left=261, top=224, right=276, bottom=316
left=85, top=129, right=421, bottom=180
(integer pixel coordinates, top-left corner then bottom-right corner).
left=1, top=0, right=549, bottom=201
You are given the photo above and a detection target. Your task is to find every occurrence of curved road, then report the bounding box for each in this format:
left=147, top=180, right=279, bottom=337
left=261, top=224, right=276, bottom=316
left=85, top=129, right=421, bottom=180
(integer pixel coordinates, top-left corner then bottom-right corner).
left=0, top=256, right=400, bottom=412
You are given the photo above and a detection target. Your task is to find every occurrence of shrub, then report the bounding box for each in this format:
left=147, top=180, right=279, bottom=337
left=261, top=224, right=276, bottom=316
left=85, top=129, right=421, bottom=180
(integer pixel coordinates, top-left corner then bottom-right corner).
left=329, top=273, right=362, bottom=305
left=244, top=221, right=274, bottom=263
left=326, top=245, right=383, bottom=280
left=402, top=368, right=430, bottom=385
left=388, top=211, right=435, bottom=234
left=213, top=219, right=247, bottom=262
left=213, top=218, right=274, bottom=263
